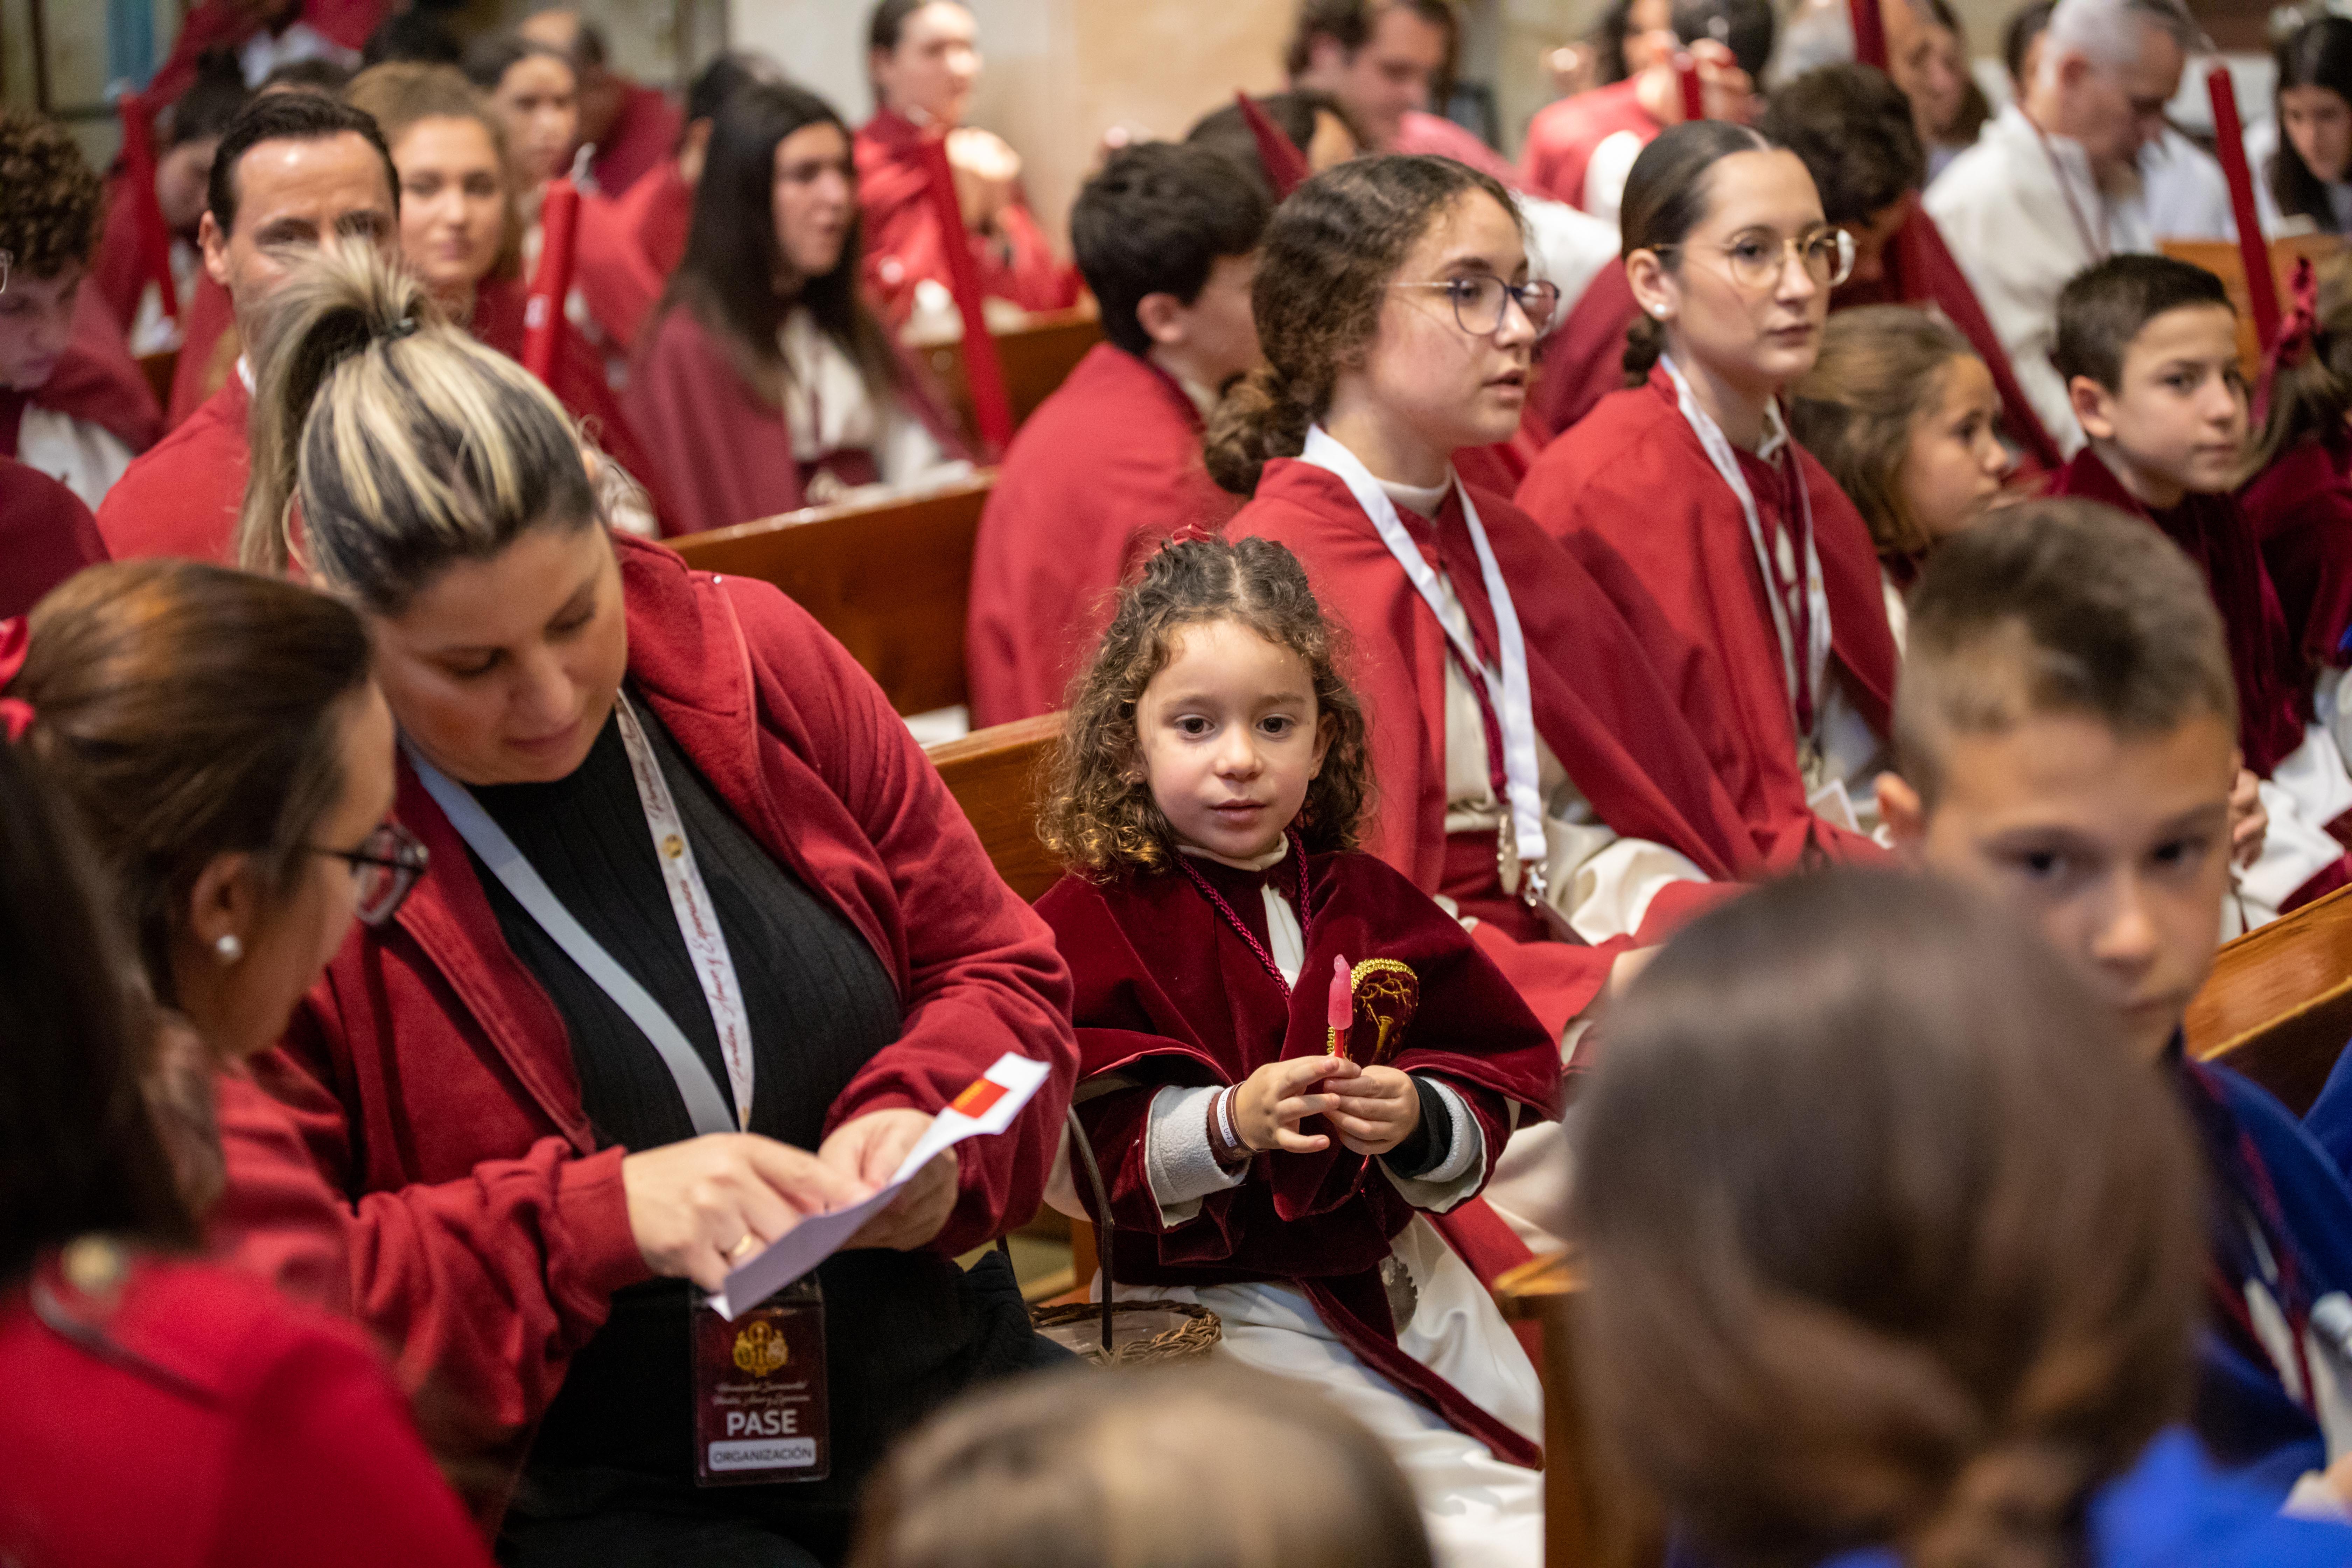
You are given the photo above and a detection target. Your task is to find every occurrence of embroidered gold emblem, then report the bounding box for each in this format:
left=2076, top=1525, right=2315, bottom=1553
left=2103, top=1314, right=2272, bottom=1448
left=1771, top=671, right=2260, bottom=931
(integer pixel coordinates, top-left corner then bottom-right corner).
left=1336, top=959, right=1418, bottom=1067
left=733, top=1319, right=790, bottom=1377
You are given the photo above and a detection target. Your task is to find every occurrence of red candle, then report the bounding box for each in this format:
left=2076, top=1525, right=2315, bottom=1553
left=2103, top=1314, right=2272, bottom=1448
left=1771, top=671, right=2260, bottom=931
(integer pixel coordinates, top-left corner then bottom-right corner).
left=1675, top=53, right=1705, bottom=122
left=2207, top=65, right=2281, bottom=348
left=1328, top=955, right=1352, bottom=1032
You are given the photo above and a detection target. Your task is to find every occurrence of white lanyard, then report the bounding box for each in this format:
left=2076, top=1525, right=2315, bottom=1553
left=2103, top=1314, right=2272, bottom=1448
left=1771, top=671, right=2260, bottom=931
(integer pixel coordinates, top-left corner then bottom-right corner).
left=1299, top=426, right=1549, bottom=904
left=1658, top=354, right=1830, bottom=750
left=408, top=695, right=756, bottom=1134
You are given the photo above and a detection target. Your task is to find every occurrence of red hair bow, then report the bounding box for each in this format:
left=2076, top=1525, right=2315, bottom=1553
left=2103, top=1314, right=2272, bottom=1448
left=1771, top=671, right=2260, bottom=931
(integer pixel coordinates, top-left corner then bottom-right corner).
left=1236, top=91, right=1310, bottom=201
left=0, top=617, right=34, bottom=742
left=2255, top=258, right=2324, bottom=425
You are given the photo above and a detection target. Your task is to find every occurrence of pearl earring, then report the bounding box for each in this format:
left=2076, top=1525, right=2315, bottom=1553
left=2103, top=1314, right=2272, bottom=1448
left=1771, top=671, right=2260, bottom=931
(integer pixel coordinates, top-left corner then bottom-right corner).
left=214, top=934, right=244, bottom=965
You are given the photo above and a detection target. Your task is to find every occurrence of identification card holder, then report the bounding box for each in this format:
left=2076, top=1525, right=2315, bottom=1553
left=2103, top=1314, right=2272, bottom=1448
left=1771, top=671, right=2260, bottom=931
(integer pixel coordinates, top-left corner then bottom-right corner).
left=693, top=1276, right=830, bottom=1486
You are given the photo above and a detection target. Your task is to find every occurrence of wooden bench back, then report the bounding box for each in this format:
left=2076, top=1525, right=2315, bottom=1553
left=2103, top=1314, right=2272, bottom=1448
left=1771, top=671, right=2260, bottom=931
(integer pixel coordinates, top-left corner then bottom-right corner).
left=2187, top=882, right=2352, bottom=1114
left=925, top=713, right=1065, bottom=903
left=665, top=472, right=993, bottom=717
left=917, top=307, right=1103, bottom=449
left=2158, top=235, right=2343, bottom=378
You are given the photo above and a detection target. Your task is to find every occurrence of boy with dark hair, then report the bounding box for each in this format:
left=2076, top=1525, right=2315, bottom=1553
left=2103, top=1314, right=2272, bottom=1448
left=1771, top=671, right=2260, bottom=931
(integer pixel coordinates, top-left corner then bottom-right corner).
left=964, top=142, right=1271, bottom=727
left=2050, top=253, right=2352, bottom=928
left=0, top=109, right=158, bottom=512
left=1758, top=64, right=1924, bottom=288
left=1879, top=498, right=2352, bottom=1512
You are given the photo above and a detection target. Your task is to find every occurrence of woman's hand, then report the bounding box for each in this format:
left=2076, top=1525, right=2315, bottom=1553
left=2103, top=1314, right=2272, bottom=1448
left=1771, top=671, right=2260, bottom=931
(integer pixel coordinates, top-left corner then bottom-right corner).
left=1236, top=1056, right=1357, bottom=1155
left=823, top=1108, right=962, bottom=1253
left=1325, top=1065, right=1422, bottom=1157
left=621, top=1133, right=871, bottom=1292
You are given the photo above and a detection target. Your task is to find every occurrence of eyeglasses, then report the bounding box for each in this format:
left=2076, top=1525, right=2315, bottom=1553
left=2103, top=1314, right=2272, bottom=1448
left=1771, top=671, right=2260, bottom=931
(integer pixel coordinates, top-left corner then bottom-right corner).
left=310, top=822, right=429, bottom=927
left=1390, top=275, right=1563, bottom=335
left=1653, top=227, right=1857, bottom=292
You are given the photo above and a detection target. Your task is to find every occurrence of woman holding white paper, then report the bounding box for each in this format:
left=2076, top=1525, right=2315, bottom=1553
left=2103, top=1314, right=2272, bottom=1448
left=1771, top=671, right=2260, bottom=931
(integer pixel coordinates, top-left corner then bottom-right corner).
left=218, top=241, right=1078, bottom=1566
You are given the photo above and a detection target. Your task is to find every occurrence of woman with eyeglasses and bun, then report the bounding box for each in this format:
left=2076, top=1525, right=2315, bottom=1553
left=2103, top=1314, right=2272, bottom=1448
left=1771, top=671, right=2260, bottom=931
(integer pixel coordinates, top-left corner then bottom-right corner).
left=0, top=576, right=494, bottom=1566
left=1208, top=155, right=1811, bottom=1256
left=1519, top=121, right=1899, bottom=856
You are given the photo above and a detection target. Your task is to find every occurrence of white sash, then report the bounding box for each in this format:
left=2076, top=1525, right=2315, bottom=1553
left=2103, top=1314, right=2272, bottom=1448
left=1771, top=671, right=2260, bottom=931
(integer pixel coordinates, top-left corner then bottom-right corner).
left=1298, top=426, right=1549, bottom=904
left=409, top=693, right=757, bottom=1133
left=1657, top=354, right=1831, bottom=756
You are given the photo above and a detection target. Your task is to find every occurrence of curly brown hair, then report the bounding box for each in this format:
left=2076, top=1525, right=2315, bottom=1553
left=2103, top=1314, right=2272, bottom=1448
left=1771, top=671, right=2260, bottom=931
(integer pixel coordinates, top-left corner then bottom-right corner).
left=1039, top=536, right=1375, bottom=876
left=1203, top=154, right=1519, bottom=496
left=0, top=110, right=103, bottom=281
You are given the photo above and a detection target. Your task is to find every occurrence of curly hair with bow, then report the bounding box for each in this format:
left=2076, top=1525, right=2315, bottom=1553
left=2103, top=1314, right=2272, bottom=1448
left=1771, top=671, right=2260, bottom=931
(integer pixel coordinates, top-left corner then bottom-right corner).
left=2243, top=251, right=2352, bottom=483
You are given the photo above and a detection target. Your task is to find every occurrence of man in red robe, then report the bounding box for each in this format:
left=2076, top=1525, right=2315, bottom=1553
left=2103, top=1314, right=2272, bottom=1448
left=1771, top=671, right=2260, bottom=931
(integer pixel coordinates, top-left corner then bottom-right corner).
left=965, top=145, right=1269, bottom=728
left=1518, top=0, right=1771, bottom=217
left=856, top=1, right=1079, bottom=334
left=516, top=9, right=680, bottom=199
left=97, top=92, right=398, bottom=563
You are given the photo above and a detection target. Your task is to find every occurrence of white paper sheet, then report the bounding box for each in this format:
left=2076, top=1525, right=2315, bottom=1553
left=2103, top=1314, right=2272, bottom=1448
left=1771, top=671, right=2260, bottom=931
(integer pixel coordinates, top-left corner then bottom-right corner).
left=708, top=1051, right=1054, bottom=1319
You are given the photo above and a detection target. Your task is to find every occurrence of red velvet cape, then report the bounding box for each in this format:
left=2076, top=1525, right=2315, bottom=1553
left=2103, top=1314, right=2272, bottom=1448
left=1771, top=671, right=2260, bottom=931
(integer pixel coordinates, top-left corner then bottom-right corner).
left=2054, top=450, right=2310, bottom=776
left=588, top=81, right=683, bottom=200
left=0, top=284, right=163, bottom=460
left=0, top=457, right=106, bottom=617
left=853, top=108, right=1081, bottom=330
left=2239, top=435, right=2352, bottom=673
left=571, top=190, right=665, bottom=359
left=613, top=156, right=691, bottom=281
left=1036, top=848, right=1559, bottom=1468
left=1834, top=207, right=2063, bottom=474
left=217, top=532, right=1078, bottom=1515
left=1517, top=370, right=1898, bottom=855
left=1233, top=461, right=1774, bottom=1036
left=623, top=302, right=968, bottom=538
left=0, top=1252, right=493, bottom=1568
left=1518, top=79, right=1659, bottom=209
left=966, top=342, right=1238, bottom=725
left=1527, top=262, right=1639, bottom=443
left=93, top=373, right=248, bottom=564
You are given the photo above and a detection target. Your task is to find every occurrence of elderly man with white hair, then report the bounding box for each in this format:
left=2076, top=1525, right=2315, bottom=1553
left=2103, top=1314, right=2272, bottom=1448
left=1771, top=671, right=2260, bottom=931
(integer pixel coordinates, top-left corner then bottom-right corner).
left=1923, top=0, right=2200, bottom=452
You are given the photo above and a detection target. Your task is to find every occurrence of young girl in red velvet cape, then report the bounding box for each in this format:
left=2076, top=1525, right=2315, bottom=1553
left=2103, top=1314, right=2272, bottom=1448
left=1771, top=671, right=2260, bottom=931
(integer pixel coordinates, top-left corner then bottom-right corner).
left=1034, top=534, right=1559, bottom=1568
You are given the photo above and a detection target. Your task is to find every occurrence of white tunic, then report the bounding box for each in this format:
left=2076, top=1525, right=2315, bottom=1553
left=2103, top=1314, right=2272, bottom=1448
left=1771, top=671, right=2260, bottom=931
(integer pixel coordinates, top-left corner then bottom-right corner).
left=775, top=308, right=963, bottom=505
left=1925, top=104, right=2156, bottom=455
left=15, top=406, right=132, bottom=513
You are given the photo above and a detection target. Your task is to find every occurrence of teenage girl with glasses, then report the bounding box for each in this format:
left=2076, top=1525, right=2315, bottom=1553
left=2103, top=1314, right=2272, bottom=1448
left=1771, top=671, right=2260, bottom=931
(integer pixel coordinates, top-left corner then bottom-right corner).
left=1518, top=120, right=1901, bottom=854
left=1205, top=153, right=1805, bottom=1254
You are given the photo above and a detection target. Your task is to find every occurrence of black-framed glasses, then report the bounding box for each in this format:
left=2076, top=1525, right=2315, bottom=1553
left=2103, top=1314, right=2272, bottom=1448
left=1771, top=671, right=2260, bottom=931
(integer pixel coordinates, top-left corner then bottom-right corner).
left=1391, top=275, right=1563, bottom=335
left=1653, top=227, right=1856, bottom=292
left=310, top=822, right=429, bottom=926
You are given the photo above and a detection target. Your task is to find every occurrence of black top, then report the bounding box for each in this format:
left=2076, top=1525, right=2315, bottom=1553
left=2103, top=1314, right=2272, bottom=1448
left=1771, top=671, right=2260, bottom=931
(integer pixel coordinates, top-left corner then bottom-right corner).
left=468, top=696, right=1049, bottom=1541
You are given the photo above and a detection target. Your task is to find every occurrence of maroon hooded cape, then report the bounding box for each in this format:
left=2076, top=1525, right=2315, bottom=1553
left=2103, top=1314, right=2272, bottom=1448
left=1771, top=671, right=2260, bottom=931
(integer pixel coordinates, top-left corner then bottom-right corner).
left=2055, top=450, right=2311, bottom=777
left=852, top=108, right=1080, bottom=330
left=1037, top=846, right=1560, bottom=1469
left=2239, top=435, right=2352, bottom=673
left=0, top=458, right=107, bottom=617
left=1517, top=369, right=1897, bottom=861
left=623, top=303, right=968, bottom=538
left=1233, top=461, right=1780, bottom=1036
left=966, top=342, right=1238, bottom=726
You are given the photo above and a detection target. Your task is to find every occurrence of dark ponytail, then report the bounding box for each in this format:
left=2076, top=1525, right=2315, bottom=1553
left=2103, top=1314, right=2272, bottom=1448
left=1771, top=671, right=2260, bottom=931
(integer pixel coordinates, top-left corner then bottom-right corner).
left=1204, top=153, right=1520, bottom=496
left=1617, top=119, right=1772, bottom=383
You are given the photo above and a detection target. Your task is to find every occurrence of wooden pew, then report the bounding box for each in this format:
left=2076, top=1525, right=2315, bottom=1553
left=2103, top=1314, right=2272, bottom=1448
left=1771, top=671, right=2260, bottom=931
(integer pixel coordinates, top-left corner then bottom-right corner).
left=664, top=472, right=993, bottom=717
left=924, top=712, right=1064, bottom=904
left=2187, top=882, right=2352, bottom=1114
left=2160, top=235, right=2343, bottom=378
left=1494, top=1252, right=1664, bottom=1568
left=918, top=306, right=1103, bottom=450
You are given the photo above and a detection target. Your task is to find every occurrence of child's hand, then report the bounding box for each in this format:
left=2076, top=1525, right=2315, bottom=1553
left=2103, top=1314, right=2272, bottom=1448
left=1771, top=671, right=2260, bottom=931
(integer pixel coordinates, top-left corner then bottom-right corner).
left=1236, top=1056, right=1359, bottom=1154
left=1324, top=1065, right=1421, bottom=1157
left=2230, top=766, right=2267, bottom=869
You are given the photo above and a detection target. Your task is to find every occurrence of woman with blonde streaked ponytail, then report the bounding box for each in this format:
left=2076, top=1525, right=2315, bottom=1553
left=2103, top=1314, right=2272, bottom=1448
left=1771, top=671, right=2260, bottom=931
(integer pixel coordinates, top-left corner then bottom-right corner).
left=222, top=238, right=1078, bottom=1561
